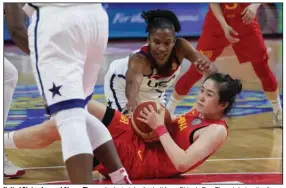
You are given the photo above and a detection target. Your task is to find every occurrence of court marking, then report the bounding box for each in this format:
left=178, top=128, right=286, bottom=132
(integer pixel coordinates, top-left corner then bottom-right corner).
left=22, top=157, right=282, bottom=170
left=184, top=172, right=282, bottom=175
left=6, top=84, right=283, bottom=132
left=38, top=172, right=282, bottom=185
left=206, top=157, right=282, bottom=162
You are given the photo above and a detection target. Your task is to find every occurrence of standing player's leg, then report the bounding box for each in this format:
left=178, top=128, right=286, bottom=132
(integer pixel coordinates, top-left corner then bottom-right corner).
left=251, top=60, right=282, bottom=126
left=166, top=28, right=228, bottom=114
left=4, top=57, right=25, bottom=178
left=83, top=8, right=131, bottom=184
left=3, top=58, right=18, bottom=125
left=232, top=30, right=282, bottom=126
left=26, top=5, right=102, bottom=184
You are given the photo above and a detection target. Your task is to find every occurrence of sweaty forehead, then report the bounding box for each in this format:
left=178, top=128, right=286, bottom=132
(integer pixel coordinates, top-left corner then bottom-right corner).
left=150, top=28, right=174, bottom=40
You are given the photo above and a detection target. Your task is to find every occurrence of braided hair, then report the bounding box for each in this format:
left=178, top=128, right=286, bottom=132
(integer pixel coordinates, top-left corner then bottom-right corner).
left=141, top=9, right=181, bottom=37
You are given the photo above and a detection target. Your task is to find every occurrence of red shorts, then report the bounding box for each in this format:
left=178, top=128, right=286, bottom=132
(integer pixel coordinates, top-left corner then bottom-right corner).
left=94, top=109, right=165, bottom=179
left=197, top=11, right=268, bottom=64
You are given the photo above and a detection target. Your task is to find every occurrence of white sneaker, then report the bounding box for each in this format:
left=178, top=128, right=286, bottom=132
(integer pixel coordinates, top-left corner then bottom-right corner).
left=4, top=154, right=25, bottom=178
left=273, top=109, right=282, bottom=127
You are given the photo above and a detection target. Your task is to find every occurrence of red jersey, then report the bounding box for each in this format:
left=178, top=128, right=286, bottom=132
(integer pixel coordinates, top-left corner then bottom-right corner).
left=197, top=3, right=266, bottom=63
left=95, top=109, right=228, bottom=179
left=204, top=3, right=261, bottom=35
left=219, top=3, right=250, bottom=19
left=206, top=3, right=250, bottom=21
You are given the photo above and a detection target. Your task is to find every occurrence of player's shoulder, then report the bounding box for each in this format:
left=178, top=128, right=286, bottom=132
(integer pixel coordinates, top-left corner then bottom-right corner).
left=207, top=123, right=228, bottom=137
left=175, top=37, right=191, bottom=55
left=176, top=37, right=189, bottom=46
left=129, top=53, right=149, bottom=68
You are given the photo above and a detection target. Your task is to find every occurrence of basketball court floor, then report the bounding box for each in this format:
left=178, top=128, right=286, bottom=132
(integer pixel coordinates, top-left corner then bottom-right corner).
left=3, top=39, right=283, bottom=184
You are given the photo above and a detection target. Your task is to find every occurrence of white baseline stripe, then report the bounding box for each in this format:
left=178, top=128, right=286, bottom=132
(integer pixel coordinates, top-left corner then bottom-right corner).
left=206, top=157, right=282, bottom=162
left=183, top=172, right=282, bottom=176
left=24, top=157, right=282, bottom=170
left=39, top=172, right=282, bottom=184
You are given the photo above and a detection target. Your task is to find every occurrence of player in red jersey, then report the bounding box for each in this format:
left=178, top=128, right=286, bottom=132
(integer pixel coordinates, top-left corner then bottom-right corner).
left=166, top=3, right=282, bottom=126
left=5, top=72, right=241, bottom=179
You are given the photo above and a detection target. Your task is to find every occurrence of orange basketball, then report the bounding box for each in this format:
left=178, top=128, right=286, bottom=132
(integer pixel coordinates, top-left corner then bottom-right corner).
left=131, top=101, right=172, bottom=142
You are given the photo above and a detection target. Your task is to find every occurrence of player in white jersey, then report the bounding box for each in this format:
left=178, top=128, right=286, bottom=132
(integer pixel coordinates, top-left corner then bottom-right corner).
left=5, top=3, right=131, bottom=184
left=4, top=4, right=29, bottom=178
left=104, top=52, right=181, bottom=111
left=105, top=10, right=217, bottom=115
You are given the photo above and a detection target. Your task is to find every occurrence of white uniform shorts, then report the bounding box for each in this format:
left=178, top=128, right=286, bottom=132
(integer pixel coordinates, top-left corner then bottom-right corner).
left=25, top=3, right=108, bottom=115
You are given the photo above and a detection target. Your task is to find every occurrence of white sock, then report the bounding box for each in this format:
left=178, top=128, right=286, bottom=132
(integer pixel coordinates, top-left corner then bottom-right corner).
left=109, top=167, right=131, bottom=184
left=4, top=131, right=17, bottom=149
left=4, top=58, right=18, bottom=125
left=270, top=96, right=282, bottom=113
left=166, top=95, right=181, bottom=114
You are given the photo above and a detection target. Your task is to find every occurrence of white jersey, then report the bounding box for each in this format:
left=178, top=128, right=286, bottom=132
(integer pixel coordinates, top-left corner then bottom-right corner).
left=104, top=52, right=181, bottom=111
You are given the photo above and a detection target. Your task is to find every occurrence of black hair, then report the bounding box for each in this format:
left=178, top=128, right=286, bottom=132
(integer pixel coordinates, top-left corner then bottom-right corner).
left=203, top=73, right=242, bottom=115
left=141, top=9, right=181, bottom=35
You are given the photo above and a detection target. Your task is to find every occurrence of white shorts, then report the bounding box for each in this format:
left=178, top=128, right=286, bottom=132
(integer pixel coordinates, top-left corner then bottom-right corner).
left=26, top=4, right=108, bottom=115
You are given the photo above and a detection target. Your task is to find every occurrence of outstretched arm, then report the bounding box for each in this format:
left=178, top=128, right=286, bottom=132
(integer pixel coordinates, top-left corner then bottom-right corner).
left=178, top=38, right=218, bottom=76
left=123, top=54, right=145, bottom=114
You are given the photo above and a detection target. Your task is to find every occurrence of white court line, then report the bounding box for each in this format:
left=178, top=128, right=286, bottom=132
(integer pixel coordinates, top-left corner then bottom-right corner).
left=206, top=157, right=282, bottom=162
left=38, top=180, right=69, bottom=184
left=24, top=166, right=65, bottom=170
left=24, top=157, right=282, bottom=170
left=38, top=172, right=282, bottom=184
left=183, top=172, right=282, bottom=176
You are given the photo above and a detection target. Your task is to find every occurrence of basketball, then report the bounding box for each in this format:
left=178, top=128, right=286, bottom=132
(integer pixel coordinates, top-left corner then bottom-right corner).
left=131, top=101, right=172, bottom=142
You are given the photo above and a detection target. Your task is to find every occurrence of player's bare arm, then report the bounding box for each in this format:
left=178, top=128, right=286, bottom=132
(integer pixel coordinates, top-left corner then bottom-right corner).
left=178, top=38, right=218, bottom=76
left=241, top=3, right=261, bottom=25
left=159, top=124, right=227, bottom=172
left=87, top=100, right=108, bottom=121
left=124, top=54, right=145, bottom=113
left=209, top=3, right=239, bottom=43
left=4, top=3, right=30, bottom=54
left=209, top=3, right=228, bottom=28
